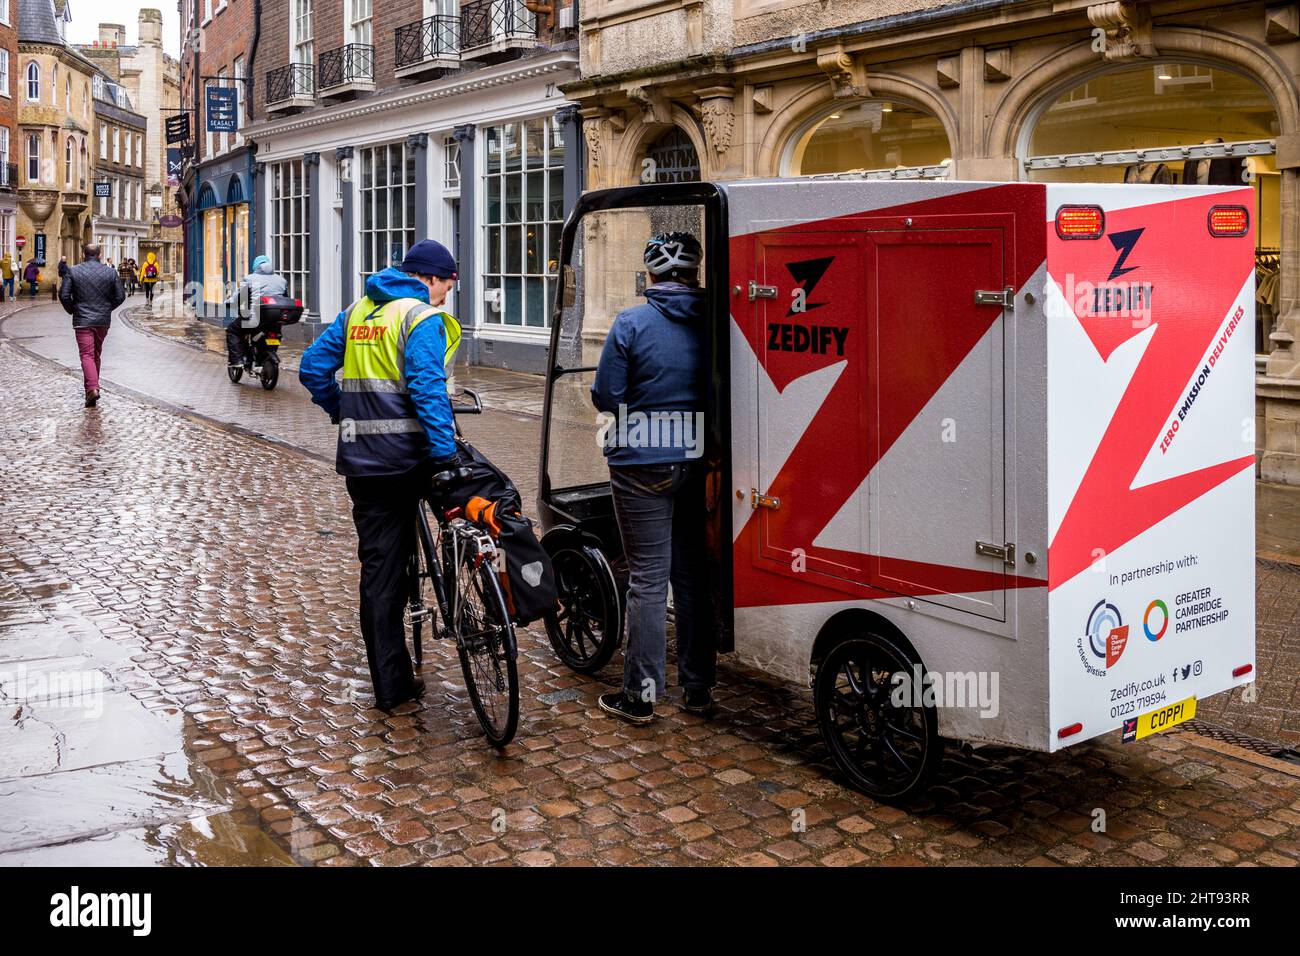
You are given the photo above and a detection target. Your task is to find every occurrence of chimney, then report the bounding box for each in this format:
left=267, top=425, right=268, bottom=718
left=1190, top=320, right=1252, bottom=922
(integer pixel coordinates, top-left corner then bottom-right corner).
left=98, top=23, right=126, bottom=45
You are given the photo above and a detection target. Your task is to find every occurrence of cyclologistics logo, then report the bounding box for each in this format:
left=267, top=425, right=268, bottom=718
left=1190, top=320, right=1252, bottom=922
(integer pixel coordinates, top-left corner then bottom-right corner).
left=1143, top=598, right=1170, bottom=642
left=1078, top=598, right=1129, bottom=677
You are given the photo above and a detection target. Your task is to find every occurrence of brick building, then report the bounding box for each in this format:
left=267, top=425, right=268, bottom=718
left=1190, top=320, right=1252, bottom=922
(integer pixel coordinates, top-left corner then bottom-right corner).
left=0, top=0, right=19, bottom=272
left=234, top=1, right=581, bottom=370
left=178, top=0, right=258, bottom=315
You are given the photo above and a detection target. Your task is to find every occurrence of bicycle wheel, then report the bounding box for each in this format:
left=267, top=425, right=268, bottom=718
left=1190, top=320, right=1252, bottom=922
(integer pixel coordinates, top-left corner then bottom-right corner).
left=405, top=501, right=439, bottom=668
left=452, top=539, right=519, bottom=747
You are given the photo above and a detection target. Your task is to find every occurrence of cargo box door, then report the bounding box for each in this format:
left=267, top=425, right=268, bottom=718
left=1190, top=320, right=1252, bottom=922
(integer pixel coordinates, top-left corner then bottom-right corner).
left=866, top=225, right=1008, bottom=621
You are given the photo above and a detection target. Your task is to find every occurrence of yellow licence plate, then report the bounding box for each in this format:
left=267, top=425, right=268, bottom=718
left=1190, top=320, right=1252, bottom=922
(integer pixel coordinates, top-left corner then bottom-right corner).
left=266, top=338, right=281, bottom=346
left=1122, top=696, right=1196, bottom=743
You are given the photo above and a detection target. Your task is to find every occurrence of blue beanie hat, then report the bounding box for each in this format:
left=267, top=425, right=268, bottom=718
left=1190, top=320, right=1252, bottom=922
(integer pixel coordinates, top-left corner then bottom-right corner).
left=401, top=240, right=457, bottom=279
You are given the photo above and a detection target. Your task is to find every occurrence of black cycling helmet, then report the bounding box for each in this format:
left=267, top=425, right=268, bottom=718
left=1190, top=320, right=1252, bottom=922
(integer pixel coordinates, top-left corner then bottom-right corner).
left=644, top=232, right=702, bottom=278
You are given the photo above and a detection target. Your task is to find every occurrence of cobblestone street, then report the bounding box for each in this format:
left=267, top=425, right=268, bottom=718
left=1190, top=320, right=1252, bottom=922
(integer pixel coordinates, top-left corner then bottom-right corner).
left=3, top=300, right=1300, bottom=867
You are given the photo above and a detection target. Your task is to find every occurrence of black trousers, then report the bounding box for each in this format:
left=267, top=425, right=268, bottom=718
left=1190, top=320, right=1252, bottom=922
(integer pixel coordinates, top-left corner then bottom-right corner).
left=346, top=462, right=430, bottom=705
left=226, top=327, right=249, bottom=366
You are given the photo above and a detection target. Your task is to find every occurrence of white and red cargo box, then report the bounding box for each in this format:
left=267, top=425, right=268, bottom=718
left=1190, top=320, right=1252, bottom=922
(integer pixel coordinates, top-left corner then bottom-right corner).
left=725, top=178, right=1257, bottom=753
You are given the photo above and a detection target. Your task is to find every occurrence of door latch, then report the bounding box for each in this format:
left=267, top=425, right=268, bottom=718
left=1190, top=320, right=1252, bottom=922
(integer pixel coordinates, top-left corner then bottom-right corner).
left=974, top=286, right=1015, bottom=309
left=751, top=490, right=781, bottom=511
left=748, top=281, right=778, bottom=301
left=975, top=540, right=1016, bottom=567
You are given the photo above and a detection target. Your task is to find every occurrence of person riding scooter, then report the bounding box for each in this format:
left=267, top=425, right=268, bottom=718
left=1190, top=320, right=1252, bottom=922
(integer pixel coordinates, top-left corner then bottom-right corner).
left=226, top=256, right=288, bottom=372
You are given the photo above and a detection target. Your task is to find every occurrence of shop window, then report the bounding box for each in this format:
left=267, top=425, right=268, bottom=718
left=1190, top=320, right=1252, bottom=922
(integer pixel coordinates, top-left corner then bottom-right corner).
left=643, top=127, right=700, bottom=183
left=483, top=115, right=565, bottom=328
left=270, top=159, right=311, bottom=309
left=358, top=141, right=416, bottom=287
left=787, top=101, right=951, bottom=177
left=1026, top=62, right=1280, bottom=354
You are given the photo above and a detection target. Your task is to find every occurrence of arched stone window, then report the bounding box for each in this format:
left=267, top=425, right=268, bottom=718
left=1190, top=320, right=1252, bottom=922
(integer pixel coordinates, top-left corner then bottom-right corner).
left=786, top=101, right=951, bottom=177
left=643, top=126, right=700, bottom=183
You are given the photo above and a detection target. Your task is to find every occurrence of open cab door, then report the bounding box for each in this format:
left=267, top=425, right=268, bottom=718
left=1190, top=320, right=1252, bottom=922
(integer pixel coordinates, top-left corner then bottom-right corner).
left=538, top=184, right=733, bottom=665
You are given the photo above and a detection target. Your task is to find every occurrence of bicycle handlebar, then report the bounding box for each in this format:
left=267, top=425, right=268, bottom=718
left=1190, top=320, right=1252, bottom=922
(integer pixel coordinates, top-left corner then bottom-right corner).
left=451, top=387, right=482, bottom=416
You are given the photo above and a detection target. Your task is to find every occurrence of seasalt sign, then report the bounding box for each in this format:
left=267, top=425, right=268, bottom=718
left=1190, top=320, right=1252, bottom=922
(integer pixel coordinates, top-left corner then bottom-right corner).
left=49, top=886, right=152, bottom=936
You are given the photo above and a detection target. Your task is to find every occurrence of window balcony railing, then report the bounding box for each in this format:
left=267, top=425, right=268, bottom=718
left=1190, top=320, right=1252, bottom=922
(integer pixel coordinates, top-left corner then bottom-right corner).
left=319, top=43, right=375, bottom=93
left=394, top=15, right=460, bottom=77
left=0, top=163, right=17, bottom=192
left=265, top=63, right=315, bottom=109
left=461, top=0, right=538, bottom=59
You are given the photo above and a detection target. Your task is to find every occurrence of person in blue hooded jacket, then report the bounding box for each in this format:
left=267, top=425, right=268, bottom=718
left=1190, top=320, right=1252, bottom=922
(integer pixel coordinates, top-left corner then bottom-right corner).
left=591, top=231, right=716, bottom=725
left=298, top=240, right=461, bottom=711
left=226, top=255, right=288, bottom=371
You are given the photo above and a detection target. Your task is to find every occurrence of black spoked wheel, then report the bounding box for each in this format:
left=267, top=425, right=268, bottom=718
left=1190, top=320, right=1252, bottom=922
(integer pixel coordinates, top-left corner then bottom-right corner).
left=814, top=633, right=942, bottom=801
left=543, top=545, right=621, bottom=674
left=259, top=355, right=279, bottom=390
left=405, top=502, right=439, bottom=669
left=227, top=365, right=243, bottom=384
left=453, top=547, right=519, bottom=747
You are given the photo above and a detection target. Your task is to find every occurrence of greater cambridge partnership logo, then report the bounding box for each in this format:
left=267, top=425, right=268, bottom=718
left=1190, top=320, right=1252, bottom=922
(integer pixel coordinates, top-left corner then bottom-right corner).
left=49, top=887, right=152, bottom=936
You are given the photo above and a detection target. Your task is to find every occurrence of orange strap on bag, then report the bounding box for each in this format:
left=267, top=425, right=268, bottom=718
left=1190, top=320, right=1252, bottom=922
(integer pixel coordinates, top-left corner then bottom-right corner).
left=465, top=496, right=502, bottom=536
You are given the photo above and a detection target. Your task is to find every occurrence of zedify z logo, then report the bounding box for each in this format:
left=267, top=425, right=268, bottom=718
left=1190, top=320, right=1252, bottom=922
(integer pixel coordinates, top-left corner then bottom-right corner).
left=766, top=255, right=849, bottom=357
left=1079, top=599, right=1129, bottom=677
left=1094, top=227, right=1154, bottom=320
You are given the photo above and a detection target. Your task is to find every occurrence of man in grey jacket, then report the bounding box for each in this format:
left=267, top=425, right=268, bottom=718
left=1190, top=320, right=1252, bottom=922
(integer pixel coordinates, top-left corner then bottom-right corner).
left=59, top=243, right=126, bottom=408
left=226, top=255, right=288, bottom=371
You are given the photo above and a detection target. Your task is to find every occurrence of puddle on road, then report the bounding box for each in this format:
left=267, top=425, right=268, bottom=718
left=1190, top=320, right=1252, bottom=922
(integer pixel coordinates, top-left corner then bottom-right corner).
left=0, top=575, right=298, bottom=866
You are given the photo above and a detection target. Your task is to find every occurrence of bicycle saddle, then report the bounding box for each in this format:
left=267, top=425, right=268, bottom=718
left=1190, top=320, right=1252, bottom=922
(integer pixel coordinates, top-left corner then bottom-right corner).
left=430, top=465, right=475, bottom=494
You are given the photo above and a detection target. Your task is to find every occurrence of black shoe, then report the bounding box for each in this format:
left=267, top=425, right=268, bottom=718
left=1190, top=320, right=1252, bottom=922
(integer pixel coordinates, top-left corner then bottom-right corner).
left=682, top=687, right=714, bottom=716
left=376, top=677, right=425, bottom=712
left=84, top=389, right=99, bottom=408
left=598, top=691, right=655, bottom=725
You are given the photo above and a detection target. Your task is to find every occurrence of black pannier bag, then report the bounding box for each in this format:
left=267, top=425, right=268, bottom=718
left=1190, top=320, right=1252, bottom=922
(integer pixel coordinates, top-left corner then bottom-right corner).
left=452, top=440, right=556, bottom=626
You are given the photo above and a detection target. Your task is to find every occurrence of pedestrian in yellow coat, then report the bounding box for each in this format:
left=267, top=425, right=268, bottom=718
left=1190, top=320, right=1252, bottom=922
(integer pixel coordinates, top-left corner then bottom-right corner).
left=138, top=252, right=161, bottom=306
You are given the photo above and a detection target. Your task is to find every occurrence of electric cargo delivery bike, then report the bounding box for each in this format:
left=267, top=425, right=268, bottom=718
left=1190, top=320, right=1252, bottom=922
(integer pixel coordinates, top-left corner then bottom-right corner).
left=537, top=179, right=1257, bottom=800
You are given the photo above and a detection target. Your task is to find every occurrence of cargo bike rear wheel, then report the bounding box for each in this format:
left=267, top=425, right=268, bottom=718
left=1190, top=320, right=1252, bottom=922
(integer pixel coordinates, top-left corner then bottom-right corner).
left=814, top=632, right=942, bottom=801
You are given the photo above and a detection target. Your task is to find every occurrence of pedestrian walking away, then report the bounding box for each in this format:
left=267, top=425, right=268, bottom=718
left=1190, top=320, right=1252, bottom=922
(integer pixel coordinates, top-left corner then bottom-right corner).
left=299, top=239, right=462, bottom=711
left=23, top=259, right=40, bottom=298
left=58, top=243, right=126, bottom=408
left=591, top=231, right=716, bottom=725
left=226, top=255, right=288, bottom=370
left=139, top=252, right=161, bottom=305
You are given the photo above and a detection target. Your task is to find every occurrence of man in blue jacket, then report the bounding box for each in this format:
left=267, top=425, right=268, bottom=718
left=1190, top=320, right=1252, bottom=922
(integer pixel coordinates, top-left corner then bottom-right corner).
left=299, top=240, right=460, bottom=711
left=592, top=232, right=715, bottom=724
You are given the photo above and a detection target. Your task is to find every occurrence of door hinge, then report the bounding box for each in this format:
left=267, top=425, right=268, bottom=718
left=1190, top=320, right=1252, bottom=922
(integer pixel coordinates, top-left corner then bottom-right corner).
left=974, top=286, right=1015, bottom=309
left=748, top=281, right=778, bottom=301
left=751, top=490, right=781, bottom=511
left=975, top=540, right=1016, bottom=567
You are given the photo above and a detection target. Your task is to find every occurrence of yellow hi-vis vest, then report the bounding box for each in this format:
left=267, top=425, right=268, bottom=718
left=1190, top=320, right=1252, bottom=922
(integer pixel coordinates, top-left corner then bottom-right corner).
left=337, top=296, right=460, bottom=475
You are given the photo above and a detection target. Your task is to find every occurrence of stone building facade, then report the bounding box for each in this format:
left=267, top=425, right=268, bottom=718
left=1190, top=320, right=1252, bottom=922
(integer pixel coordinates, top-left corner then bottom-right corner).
left=17, top=0, right=98, bottom=290
left=79, top=11, right=183, bottom=275
left=568, top=0, right=1300, bottom=484
left=88, top=73, right=147, bottom=267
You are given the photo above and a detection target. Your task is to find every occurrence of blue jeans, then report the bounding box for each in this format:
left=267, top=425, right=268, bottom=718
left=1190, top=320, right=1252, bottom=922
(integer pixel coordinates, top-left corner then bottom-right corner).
left=610, top=462, right=715, bottom=703
left=2, top=278, right=12, bottom=299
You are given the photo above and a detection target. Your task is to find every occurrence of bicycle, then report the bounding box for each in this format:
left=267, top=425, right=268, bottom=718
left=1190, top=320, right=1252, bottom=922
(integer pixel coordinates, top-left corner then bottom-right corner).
left=404, top=388, right=520, bottom=747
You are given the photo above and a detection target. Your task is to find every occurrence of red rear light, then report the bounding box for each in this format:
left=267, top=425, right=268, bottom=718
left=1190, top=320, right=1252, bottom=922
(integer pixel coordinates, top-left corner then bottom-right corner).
left=294, top=299, right=302, bottom=307
left=1057, top=722, right=1083, bottom=740
left=1055, top=205, right=1104, bottom=240
left=260, top=296, right=274, bottom=304
left=1232, top=663, right=1253, bottom=678
left=1208, top=205, right=1249, bottom=237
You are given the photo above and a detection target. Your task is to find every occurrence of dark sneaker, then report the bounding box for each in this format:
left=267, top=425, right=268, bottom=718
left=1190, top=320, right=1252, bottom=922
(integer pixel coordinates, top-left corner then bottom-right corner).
left=84, top=390, right=99, bottom=408
left=682, top=688, right=714, bottom=715
left=598, top=691, right=655, bottom=725
left=376, top=677, right=425, bottom=712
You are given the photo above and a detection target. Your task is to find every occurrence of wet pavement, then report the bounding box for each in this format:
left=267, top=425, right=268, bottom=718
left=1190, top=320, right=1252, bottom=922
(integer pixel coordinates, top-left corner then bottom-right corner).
left=2, top=298, right=1300, bottom=866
